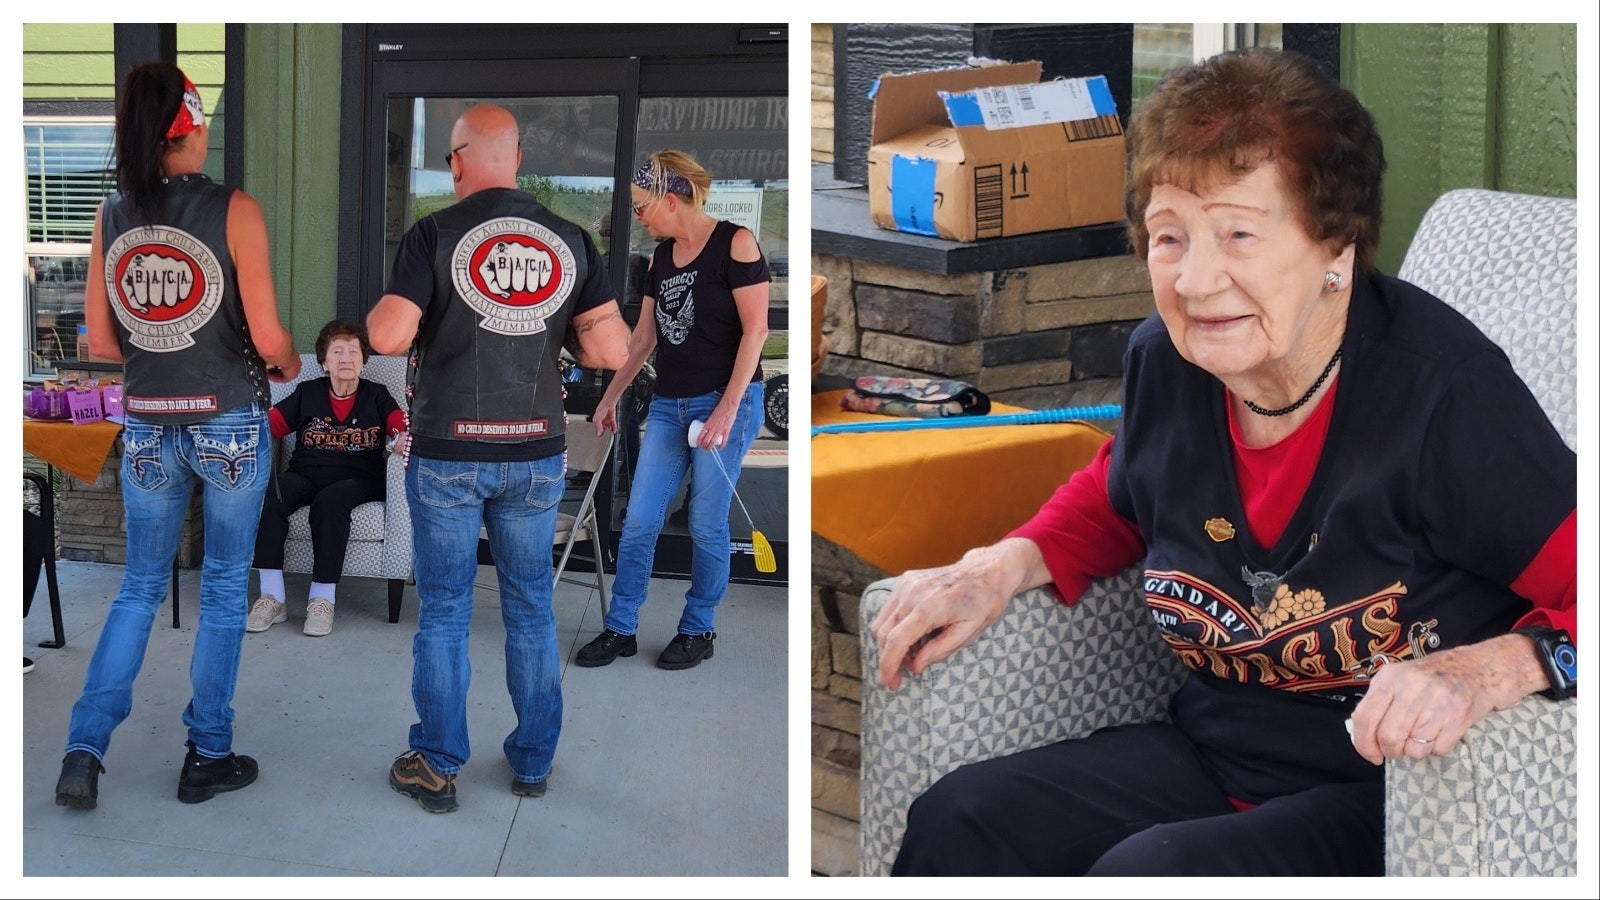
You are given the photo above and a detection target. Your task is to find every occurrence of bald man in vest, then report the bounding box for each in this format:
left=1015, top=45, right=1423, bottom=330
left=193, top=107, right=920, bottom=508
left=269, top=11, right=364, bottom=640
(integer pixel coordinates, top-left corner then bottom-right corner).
left=369, top=103, right=629, bottom=813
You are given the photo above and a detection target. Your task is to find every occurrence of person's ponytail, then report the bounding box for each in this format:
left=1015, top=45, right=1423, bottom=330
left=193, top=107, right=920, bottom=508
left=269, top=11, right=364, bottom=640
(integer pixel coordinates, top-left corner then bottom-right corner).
left=114, top=62, right=188, bottom=225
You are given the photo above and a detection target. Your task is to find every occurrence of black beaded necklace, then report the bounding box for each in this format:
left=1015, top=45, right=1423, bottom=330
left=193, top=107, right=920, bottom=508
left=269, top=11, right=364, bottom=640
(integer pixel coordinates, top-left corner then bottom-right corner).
left=1243, top=346, right=1342, bottom=417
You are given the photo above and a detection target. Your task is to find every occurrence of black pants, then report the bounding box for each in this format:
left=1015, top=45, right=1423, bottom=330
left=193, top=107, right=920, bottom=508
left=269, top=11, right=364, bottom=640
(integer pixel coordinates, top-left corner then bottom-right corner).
left=892, top=722, right=1384, bottom=876
left=252, top=469, right=383, bottom=584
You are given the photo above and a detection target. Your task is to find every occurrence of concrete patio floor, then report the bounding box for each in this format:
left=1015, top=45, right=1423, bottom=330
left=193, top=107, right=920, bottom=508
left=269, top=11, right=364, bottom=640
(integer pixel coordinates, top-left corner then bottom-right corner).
left=21, top=558, right=790, bottom=883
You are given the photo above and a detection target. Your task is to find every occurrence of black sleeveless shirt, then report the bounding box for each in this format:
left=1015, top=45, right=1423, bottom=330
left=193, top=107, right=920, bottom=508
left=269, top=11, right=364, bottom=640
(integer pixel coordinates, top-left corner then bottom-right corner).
left=647, top=219, right=770, bottom=398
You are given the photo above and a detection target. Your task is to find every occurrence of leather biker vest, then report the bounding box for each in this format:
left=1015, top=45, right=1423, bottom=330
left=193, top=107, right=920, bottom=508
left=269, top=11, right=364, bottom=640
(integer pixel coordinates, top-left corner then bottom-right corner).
left=408, top=189, right=584, bottom=445
left=101, top=174, right=266, bottom=423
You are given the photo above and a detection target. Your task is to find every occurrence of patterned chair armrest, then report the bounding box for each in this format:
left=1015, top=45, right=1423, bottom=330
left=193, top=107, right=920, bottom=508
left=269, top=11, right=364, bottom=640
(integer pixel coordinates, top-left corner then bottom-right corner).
left=857, top=566, right=1186, bottom=876
left=378, top=446, right=412, bottom=580
left=1384, top=696, right=1577, bottom=876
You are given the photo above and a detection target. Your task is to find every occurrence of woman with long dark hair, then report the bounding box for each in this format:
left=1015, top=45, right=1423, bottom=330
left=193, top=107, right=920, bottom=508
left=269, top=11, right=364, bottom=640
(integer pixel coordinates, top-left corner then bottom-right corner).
left=54, top=61, right=301, bottom=810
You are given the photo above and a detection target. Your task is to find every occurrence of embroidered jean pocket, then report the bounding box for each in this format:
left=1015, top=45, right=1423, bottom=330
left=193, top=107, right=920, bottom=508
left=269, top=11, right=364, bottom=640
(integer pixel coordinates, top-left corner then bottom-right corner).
left=190, top=425, right=262, bottom=491
left=416, top=461, right=479, bottom=509
left=122, top=422, right=169, bottom=492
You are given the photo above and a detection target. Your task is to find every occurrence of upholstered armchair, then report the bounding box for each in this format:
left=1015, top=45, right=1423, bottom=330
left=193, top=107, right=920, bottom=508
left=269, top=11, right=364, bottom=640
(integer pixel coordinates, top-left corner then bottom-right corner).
left=269, top=352, right=412, bottom=623
left=858, top=189, right=1578, bottom=877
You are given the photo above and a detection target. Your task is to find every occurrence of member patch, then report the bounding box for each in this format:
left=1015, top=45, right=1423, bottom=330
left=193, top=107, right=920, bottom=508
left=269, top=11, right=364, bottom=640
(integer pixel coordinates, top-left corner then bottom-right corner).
left=1204, top=517, right=1236, bottom=542
left=105, top=225, right=224, bottom=352
left=452, top=217, right=576, bottom=336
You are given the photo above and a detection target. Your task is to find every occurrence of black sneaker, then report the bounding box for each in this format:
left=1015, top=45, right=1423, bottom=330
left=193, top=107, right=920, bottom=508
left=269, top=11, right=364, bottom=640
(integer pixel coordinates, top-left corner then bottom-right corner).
left=511, top=775, right=548, bottom=798
left=177, top=741, right=259, bottom=804
left=55, top=750, right=105, bottom=810
left=657, top=632, right=716, bottom=670
left=574, top=629, right=637, bottom=667
left=389, top=749, right=458, bottom=813
left=23, top=657, right=34, bottom=674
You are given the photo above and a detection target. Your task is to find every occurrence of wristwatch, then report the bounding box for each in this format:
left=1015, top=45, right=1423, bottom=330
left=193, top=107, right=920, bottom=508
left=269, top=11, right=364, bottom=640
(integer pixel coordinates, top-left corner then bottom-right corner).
left=1516, top=626, right=1577, bottom=701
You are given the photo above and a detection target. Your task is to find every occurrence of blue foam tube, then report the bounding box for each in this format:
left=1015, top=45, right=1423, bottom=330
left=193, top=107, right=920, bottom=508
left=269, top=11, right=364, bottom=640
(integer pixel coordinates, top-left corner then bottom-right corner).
left=810, top=404, right=1123, bottom=437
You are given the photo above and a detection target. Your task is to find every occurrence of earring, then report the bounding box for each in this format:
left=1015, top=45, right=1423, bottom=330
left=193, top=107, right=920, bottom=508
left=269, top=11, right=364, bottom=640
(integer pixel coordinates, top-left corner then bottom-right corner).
left=1324, top=271, right=1345, bottom=293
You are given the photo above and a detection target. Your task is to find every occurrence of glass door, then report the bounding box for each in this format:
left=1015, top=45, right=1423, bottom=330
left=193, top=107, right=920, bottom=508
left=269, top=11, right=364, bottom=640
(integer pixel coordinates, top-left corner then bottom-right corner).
left=349, top=29, right=789, bottom=584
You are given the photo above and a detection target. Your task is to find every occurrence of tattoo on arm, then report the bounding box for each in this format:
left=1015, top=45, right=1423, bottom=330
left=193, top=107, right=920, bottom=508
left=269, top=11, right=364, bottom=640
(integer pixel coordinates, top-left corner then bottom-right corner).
left=572, top=309, right=619, bottom=335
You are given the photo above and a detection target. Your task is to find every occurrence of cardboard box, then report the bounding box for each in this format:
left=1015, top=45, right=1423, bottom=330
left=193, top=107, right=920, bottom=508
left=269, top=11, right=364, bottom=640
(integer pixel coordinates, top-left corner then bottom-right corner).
left=867, top=60, right=1127, bottom=242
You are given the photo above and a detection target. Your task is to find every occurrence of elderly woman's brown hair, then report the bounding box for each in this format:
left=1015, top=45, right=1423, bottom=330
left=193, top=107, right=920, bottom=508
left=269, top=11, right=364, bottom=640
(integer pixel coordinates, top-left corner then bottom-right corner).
left=1124, top=47, right=1387, bottom=275
left=314, top=319, right=372, bottom=365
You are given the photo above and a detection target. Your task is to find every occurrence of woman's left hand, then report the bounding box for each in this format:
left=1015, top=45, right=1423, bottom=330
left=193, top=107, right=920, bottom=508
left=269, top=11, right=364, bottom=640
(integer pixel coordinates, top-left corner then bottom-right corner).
left=695, top=400, right=739, bottom=450
left=1346, top=633, right=1546, bottom=764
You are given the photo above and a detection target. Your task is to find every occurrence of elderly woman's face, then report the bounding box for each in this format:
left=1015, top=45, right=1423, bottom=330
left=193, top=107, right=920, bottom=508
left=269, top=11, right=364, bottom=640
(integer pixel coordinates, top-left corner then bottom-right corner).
left=321, top=336, right=364, bottom=381
left=1144, top=163, right=1351, bottom=380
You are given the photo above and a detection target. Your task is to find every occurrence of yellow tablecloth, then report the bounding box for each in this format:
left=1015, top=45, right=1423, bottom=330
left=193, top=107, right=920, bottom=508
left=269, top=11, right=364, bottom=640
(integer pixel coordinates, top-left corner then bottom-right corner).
left=23, top=418, right=123, bottom=483
left=811, top=390, right=1110, bottom=576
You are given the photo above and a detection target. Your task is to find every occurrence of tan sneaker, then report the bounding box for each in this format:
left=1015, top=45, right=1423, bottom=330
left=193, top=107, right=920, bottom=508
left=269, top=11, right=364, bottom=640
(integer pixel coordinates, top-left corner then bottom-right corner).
left=246, top=595, right=287, bottom=633
left=303, top=598, right=335, bottom=636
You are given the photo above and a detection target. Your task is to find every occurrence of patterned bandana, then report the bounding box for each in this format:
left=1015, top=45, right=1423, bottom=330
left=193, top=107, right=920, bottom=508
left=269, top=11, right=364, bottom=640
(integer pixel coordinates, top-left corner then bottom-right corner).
left=165, top=77, right=206, bottom=141
left=631, top=159, right=693, bottom=198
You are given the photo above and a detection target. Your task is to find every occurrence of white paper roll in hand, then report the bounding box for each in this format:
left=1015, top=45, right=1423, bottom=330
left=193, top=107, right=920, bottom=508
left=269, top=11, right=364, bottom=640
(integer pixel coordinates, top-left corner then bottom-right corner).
left=687, top=419, right=721, bottom=449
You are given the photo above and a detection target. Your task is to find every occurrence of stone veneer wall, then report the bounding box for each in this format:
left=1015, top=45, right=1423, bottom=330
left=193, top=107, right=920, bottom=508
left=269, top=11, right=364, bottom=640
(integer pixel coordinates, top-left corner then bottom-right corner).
left=807, top=248, right=1153, bottom=876
left=812, top=251, right=1153, bottom=412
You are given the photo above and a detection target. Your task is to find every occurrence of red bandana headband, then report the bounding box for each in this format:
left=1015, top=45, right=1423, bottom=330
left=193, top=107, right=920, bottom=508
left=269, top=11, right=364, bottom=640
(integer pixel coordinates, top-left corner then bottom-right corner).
left=165, top=78, right=206, bottom=141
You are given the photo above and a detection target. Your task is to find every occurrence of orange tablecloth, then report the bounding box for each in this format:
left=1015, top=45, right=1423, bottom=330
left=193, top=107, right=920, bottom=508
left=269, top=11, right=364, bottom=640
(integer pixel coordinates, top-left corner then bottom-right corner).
left=22, top=418, right=123, bottom=483
left=811, top=390, right=1110, bottom=576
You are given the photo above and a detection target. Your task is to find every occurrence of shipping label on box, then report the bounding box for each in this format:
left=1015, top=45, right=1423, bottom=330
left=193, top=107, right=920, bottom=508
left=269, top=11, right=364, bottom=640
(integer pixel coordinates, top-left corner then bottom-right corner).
left=867, top=61, right=1126, bottom=243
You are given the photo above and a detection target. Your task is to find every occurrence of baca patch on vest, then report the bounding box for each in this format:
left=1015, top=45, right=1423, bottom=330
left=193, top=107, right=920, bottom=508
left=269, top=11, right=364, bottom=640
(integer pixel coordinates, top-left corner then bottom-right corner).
left=841, top=376, right=992, bottom=419
left=452, top=217, right=576, bottom=336
left=105, top=225, right=224, bottom=352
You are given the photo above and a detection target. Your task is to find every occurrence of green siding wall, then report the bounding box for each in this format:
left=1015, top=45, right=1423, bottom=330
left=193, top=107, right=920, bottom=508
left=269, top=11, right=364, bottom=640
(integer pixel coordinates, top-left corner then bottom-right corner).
left=23, top=23, right=227, bottom=103
left=1343, top=23, right=1577, bottom=274
left=240, top=23, right=345, bottom=347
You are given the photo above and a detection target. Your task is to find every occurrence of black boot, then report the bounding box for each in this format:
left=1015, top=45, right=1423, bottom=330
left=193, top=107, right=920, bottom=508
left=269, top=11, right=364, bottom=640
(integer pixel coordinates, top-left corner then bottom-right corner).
left=177, top=741, right=259, bottom=804
left=574, top=629, right=638, bottom=668
left=55, top=750, right=105, bottom=810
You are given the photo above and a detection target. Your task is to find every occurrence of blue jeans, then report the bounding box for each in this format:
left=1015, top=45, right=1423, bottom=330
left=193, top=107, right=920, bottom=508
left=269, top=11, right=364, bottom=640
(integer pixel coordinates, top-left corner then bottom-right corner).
left=405, top=453, right=564, bottom=784
left=66, top=403, right=270, bottom=762
left=604, top=383, right=763, bottom=637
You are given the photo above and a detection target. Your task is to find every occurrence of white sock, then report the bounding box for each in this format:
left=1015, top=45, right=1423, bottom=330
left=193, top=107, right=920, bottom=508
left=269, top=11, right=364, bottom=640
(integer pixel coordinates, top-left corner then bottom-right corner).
left=258, top=570, right=285, bottom=603
left=309, top=582, right=337, bottom=604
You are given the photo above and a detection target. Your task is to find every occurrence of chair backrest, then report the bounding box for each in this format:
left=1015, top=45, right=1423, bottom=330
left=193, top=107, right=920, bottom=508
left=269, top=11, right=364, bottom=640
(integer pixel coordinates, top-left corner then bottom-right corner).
left=565, top=419, right=614, bottom=477
left=1397, top=188, right=1577, bottom=449
left=564, top=421, right=615, bottom=530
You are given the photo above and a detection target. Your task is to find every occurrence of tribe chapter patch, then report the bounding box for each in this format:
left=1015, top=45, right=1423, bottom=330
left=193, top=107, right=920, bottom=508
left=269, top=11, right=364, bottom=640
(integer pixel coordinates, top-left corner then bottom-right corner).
left=105, top=225, right=224, bottom=352
left=452, top=217, right=576, bottom=335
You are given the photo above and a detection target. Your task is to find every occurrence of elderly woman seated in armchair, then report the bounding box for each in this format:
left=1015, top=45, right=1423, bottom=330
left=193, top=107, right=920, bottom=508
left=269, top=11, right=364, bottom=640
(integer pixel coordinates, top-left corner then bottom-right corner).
left=247, top=319, right=405, bottom=637
left=870, top=47, right=1576, bottom=877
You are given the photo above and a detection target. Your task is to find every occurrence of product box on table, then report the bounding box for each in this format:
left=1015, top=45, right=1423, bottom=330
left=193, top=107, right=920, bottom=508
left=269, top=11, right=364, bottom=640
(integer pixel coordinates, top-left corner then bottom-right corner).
left=866, top=59, right=1126, bottom=243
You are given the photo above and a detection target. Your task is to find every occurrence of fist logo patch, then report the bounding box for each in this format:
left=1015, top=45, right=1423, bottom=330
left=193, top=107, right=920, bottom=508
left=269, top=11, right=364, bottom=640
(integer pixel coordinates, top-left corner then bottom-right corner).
left=122, top=251, right=196, bottom=311
left=478, top=240, right=554, bottom=299
left=104, top=225, right=224, bottom=352
left=453, top=217, right=577, bottom=336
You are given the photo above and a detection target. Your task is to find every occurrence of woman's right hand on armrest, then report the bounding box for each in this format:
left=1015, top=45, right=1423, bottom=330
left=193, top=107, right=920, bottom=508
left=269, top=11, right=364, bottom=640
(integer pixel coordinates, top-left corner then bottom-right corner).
left=870, top=537, right=1048, bottom=692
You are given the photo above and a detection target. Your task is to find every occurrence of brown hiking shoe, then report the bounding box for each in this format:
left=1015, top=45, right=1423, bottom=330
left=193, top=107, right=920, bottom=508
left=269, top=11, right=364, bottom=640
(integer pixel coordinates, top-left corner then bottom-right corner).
left=388, top=750, right=458, bottom=813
